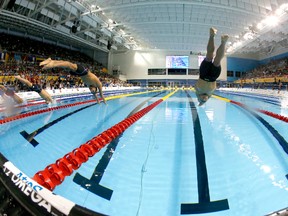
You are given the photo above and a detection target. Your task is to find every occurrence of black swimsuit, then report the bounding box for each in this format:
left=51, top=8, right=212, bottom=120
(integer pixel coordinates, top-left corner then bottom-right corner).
left=199, top=59, right=221, bottom=82
left=70, top=64, right=88, bottom=76
left=29, top=84, right=42, bottom=94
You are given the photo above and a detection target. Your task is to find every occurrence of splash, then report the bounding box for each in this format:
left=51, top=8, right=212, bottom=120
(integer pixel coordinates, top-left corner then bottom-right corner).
left=281, top=95, right=288, bottom=109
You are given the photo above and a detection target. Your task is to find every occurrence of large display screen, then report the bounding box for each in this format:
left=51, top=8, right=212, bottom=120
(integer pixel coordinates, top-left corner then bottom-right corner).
left=166, top=56, right=189, bottom=68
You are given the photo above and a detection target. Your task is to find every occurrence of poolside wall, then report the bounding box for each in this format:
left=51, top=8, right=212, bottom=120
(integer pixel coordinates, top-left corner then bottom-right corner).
left=108, top=49, right=228, bottom=83
left=226, top=57, right=260, bottom=82
left=109, top=49, right=288, bottom=85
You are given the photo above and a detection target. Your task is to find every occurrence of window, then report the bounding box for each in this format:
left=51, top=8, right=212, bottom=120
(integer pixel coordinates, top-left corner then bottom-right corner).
left=188, top=69, right=199, bottom=75
left=148, top=69, right=166, bottom=75
left=227, top=71, right=234, bottom=77
left=167, top=68, right=187, bottom=75
left=235, top=71, right=241, bottom=77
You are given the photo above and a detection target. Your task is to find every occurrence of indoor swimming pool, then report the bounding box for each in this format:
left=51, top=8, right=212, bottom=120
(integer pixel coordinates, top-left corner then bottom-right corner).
left=0, top=88, right=287, bottom=216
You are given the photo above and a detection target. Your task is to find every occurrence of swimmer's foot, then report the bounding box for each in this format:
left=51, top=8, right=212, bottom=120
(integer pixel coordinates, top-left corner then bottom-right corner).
left=210, top=27, right=217, bottom=37
left=221, top=34, right=229, bottom=44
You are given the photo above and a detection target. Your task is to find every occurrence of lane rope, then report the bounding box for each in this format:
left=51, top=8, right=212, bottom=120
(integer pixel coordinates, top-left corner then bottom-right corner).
left=0, top=90, right=162, bottom=124
left=189, top=87, right=287, bottom=123
left=0, top=93, right=93, bottom=112
left=212, top=94, right=288, bottom=123
left=33, top=90, right=178, bottom=191
left=0, top=99, right=95, bottom=124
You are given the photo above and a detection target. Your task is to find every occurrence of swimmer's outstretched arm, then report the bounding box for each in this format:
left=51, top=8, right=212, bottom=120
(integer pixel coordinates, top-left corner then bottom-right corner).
left=40, top=58, right=77, bottom=71
left=12, top=94, right=24, bottom=104
left=14, top=75, right=33, bottom=87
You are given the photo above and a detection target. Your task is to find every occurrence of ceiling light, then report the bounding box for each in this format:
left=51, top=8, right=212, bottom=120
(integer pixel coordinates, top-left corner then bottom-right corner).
left=227, top=47, right=233, bottom=53
left=99, top=38, right=108, bottom=45
left=263, top=16, right=279, bottom=26
left=124, top=44, right=130, bottom=49
left=111, top=45, right=117, bottom=50
left=275, top=3, right=288, bottom=15
left=243, top=32, right=254, bottom=40
left=279, top=3, right=288, bottom=13
left=257, top=22, right=264, bottom=30
left=119, top=29, right=125, bottom=34
left=275, top=8, right=283, bottom=15
left=233, top=41, right=242, bottom=48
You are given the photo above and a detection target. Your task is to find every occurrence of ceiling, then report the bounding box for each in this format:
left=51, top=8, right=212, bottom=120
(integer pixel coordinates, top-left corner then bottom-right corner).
left=0, top=0, right=288, bottom=58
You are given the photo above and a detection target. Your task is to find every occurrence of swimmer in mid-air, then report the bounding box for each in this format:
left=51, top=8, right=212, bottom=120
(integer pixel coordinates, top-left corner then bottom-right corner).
left=0, top=84, right=23, bottom=104
left=39, top=58, right=106, bottom=104
left=14, top=76, right=53, bottom=104
left=195, top=27, right=229, bottom=106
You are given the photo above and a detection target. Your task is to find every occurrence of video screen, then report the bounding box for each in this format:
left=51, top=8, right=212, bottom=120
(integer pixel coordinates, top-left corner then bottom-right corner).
left=166, top=56, right=189, bottom=68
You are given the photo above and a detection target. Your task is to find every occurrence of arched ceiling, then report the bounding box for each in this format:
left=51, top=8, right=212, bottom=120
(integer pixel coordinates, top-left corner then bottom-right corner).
left=0, top=0, right=287, bottom=58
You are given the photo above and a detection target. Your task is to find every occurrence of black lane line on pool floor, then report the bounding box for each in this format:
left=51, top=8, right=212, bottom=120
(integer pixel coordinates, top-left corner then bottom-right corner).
left=20, top=103, right=97, bottom=147
left=181, top=91, right=229, bottom=214
left=73, top=92, right=165, bottom=201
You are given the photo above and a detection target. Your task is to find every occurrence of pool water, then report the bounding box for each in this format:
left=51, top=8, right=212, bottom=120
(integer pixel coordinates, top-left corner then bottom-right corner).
left=0, top=89, right=287, bottom=216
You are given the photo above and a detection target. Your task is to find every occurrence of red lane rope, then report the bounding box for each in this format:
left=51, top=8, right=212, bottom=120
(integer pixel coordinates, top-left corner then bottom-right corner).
left=230, top=100, right=288, bottom=123
left=33, top=99, right=163, bottom=191
left=0, top=99, right=95, bottom=124
left=0, top=90, right=159, bottom=124
left=0, top=101, right=47, bottom=112
left=0, top=93, right=92, bottom=113
left=255, top=108, right=288, bottom=122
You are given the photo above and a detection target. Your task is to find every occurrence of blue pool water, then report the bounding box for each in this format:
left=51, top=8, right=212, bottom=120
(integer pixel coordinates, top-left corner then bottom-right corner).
left=0, top=89, right=287, bottom=216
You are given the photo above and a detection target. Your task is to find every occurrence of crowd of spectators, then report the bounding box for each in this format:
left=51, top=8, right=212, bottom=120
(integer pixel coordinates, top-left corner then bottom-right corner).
left=236, top=57, right=288, bottom=91
left=0, top=32, right=129, bottom=93
left=240, top=57, right=288, bottom=80
left=2, top=32, right=288, bottom=93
